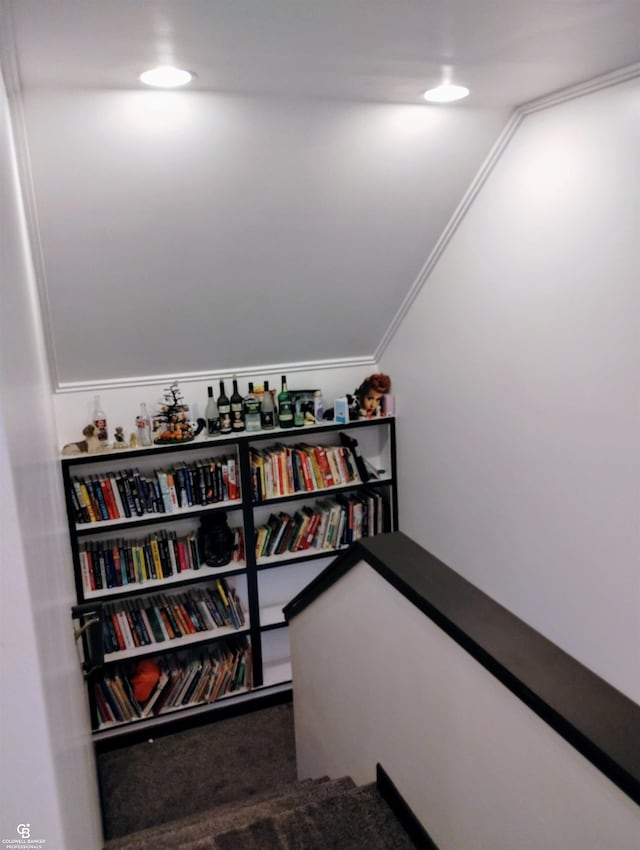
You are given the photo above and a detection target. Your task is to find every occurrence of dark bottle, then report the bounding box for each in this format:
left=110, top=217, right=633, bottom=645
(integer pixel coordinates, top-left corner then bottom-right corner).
left=244, top=382, right=261, bottom=432
left=230, top=376, right=245, bottom=432
left=278, top=374, right=294, bottom=428
left=217, top=380, right=232, bottom=434
left=205, top=386, right=221, bottom=436
left=260, top=380, right=275, bottom=429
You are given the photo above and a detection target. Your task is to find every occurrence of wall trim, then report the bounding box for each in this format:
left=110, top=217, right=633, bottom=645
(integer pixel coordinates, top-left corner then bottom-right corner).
left=376, top=763, right=440, bottom=850
left=374, top=108, right=524, bottom=360
left=374, top=62, right=640, bottom=362
left=55, top=355, right=378, bottom=394
left=517, top=62, right=640, bottom=116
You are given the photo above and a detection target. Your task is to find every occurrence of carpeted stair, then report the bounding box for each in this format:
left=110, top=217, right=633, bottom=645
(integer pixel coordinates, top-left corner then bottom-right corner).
left=103, top=775, right=416, bottom=850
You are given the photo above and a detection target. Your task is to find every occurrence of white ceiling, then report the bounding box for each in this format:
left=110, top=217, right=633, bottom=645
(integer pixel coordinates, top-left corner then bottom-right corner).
left=6, top=0, right=639, bottom=106
left=2, top=0, right=639, bottom=387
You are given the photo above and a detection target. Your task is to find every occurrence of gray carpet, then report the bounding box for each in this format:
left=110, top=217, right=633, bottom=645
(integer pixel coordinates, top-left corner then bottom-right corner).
left=98, top=702, right=298, bottom=840
left=100, top=702, right=416, bottom=850
left=103, top=777, right=416, bottom=850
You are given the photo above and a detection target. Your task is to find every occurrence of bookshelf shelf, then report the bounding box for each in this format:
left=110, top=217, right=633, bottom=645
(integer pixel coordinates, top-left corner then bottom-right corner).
left=62, top=416, right=397, bottom=741
left=102, top=622, right=252, bottom=663
left=74, top=499, right=243, bottom=534
left=256, top=545, right=349, bottom=570
left=251, top=476, right=394, bottom=508
left=262, top=658, right=293, bottom=689
left=81, top=562, right=247, bottom=602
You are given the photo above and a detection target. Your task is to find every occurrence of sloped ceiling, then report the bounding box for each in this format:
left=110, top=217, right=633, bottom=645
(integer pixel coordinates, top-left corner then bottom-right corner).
left=2, top=0, right=638, bottom=388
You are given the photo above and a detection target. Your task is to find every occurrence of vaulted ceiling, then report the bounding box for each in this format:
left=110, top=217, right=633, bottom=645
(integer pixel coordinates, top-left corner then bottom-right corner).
left=2, top=0, right=638, bottom=387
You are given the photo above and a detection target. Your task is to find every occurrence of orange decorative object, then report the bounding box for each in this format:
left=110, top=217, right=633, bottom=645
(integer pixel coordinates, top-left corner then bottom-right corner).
left=131, top=658, right=161, bottom=703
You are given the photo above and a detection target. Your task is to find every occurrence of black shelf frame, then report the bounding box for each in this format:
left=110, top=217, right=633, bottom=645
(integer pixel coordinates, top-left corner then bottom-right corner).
left=62, top=416, right=397, bottom=742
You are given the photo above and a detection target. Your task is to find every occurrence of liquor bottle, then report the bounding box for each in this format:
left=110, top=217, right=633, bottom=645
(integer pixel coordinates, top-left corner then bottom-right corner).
left=313, top=390, right=324, bottom=422
left=277, top=375, right=294, bottom=429
left=136, top=402, right=152, bottom=446
left=92, top=395, right=108, bottom=444
left=293, top=396, right=304, bottom=427
left=217, top=380, right=232, bottom=434
left=260, top=380, right=275, bottom=429
left=230, top=376, right=246, bottom=432
left=205, top=386, right=221, bottom=437
left=244, top=382, right=261, bottom=432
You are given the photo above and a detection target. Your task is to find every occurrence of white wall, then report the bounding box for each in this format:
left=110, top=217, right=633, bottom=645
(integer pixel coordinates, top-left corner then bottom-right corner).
left=291, top=560, right=640, bottom=850
left=0, top=72, right=102, bottom=849
left=380, top=75, right=640, bottom=703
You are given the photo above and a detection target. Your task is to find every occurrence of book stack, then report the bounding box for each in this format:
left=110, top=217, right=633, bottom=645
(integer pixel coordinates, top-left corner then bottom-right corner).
left=78, top=527, right=245, bottom=594
left=70, top=454, right=240, bottom=524
left=93, top=637, right=252, bottom=728
left=254, top=489, right=389, bottom=561
left=250, top=440, right=362, bottom=503
left=101, top=578, right=247, bottom=655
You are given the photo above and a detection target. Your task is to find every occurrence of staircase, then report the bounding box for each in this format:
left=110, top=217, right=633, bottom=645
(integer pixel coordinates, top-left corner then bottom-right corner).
left=103, top=775, right=418, bottom=850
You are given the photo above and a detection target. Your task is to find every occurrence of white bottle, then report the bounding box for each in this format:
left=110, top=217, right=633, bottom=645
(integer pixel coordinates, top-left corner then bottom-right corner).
left=92, top=395, right=108, bottom=444
left=260, top=380, right=275, bottom=429
left=136, top=403, right=152, bottom=446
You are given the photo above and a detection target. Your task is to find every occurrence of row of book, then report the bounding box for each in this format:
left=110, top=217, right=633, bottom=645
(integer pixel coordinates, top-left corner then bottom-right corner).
left=70, top=454, right=240, bottom=524
left=255, top=489, right=389, bottom=559
left=79, top=527, right=245, bottom=595
left=94, top=638, right=252, bottom=727
left=102, top=579, right=246, bottom=655
left=250, top=440, right=364, bottom=503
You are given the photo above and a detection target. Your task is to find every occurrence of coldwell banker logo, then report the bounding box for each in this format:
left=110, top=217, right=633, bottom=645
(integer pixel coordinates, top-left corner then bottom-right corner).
left=1, top=822, right=45, bottom=846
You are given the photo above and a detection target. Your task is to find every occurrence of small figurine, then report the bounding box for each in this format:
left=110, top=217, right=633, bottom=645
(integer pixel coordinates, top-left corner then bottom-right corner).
left=112, top=426, right=128, bottom=449
left=355, top=373, right=391, bottom=419
left=61, top=424, right=104, bottom=456
left=129, top=432, right=138, bottom=448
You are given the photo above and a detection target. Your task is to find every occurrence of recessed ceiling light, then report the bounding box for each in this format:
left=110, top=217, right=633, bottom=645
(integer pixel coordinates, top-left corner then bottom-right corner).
left=140, top=65, right=193, bottom=88
left=423, top=83, right=470, bottom=104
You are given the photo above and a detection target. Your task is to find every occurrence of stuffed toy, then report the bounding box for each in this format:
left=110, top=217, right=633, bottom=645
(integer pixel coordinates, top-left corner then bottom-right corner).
left=61, top=424, right=104, bottom=455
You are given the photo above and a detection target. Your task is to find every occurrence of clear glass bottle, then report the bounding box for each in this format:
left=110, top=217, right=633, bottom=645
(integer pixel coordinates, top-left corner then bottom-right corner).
left=260, top=380, right=275, bottom=429
left=230, top=376, right=246, bottom=432
left=92, top=395, right=108, bottom=444
left=313, top=389, right=324, bottom=422
left=205, top=386, right=221, bottom=437
left=244, top=382, right=261, bottom=432
left=217, top=380, right=232, bottom=434
left=277, top=375, right=294, bottom=428
left=136, top=402, right=152, bottom=446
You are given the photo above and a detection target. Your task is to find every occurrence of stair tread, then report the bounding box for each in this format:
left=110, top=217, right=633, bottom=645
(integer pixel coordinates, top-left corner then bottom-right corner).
left=214, top=784, right=415, bottom=850
left=103, top=776, right=357, bottom=850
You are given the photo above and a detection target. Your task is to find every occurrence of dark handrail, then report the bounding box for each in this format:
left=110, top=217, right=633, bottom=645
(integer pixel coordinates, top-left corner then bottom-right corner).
left=284, top=531, right=640, bottom=807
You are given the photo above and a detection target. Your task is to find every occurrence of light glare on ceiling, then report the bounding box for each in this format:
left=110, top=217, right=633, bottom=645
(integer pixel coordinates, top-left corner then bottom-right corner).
left=423, top=83, right=470, bottom=103
left=140, top=65, right=193, bottom=88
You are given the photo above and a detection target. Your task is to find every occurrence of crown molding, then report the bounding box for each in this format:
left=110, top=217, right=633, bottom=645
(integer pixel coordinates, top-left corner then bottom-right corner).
left=374, top=107, right=525, bottom=362
left=517, top=62, right=640, bottom=116
left=375, top=63, right=640, bottom=363
left=55, top=355, right=378, bottom=394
